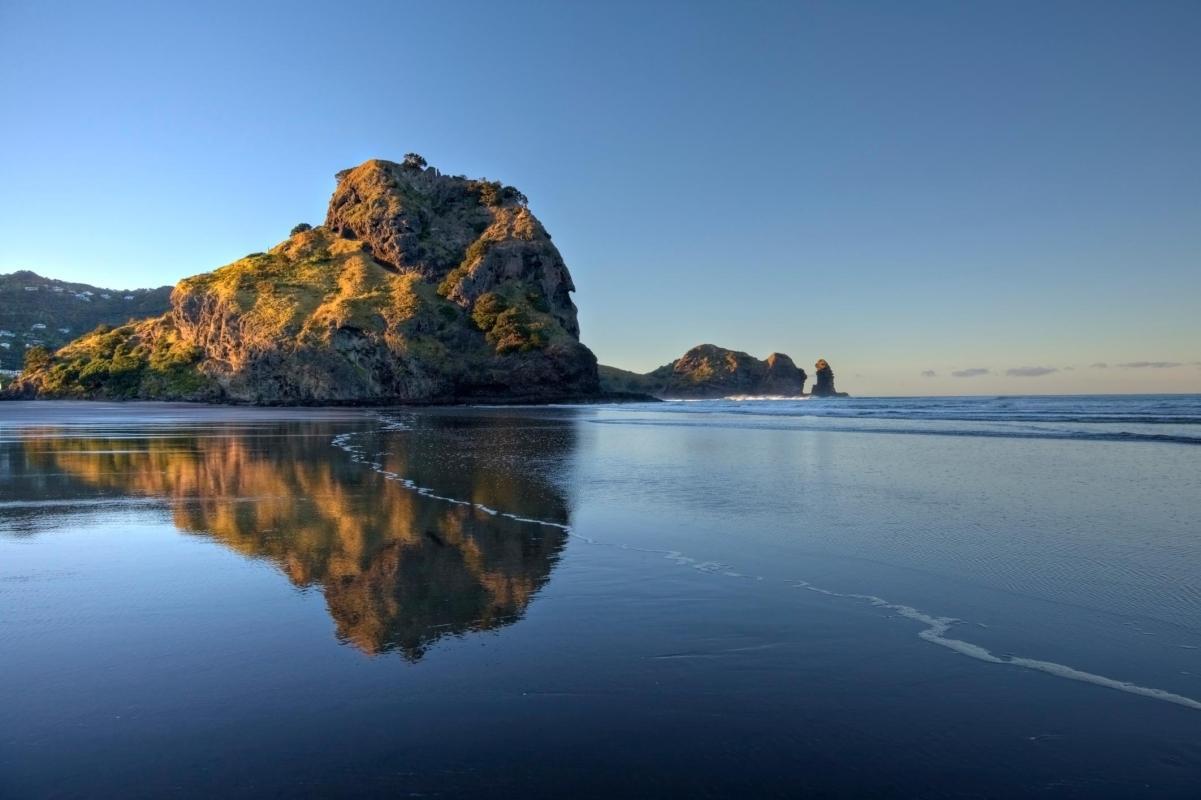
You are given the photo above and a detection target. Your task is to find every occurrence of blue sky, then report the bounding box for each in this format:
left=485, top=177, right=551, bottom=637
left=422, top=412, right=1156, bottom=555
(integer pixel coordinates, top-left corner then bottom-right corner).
left=1, top=0, right=1198, bottom=394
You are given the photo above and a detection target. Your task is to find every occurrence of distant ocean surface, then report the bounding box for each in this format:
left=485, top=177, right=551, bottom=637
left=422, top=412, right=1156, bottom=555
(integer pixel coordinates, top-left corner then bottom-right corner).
left=598, top=393, right=1201, bottom=445
left=2, top=395, right=1200, bottom=798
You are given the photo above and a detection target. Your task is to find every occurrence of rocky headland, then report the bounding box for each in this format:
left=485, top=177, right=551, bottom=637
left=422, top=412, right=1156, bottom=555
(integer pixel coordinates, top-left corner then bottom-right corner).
left=8, top=156, right=604, bottom=404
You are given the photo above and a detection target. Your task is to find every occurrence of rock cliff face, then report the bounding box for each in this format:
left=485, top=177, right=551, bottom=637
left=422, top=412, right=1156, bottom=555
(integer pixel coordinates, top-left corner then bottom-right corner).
left=9, top=157, right=600, bottom=404
left=600, top=344, right=807, bottom=399
left=326, top=157, right=581, bottom=339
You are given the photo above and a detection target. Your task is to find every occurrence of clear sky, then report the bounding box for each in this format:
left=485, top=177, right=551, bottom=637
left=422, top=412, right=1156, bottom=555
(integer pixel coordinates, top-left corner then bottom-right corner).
left=1, top=0, right=1198, bottom=395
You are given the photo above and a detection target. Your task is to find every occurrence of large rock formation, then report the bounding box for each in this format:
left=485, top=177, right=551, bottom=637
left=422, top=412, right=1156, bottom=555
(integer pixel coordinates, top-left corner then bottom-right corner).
left=600, top=344, right=807, bottom=399
left=8, top=157, right=600, bottom=404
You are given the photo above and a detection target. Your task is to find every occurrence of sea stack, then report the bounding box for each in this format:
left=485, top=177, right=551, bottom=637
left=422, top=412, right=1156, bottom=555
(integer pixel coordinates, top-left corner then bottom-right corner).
left=810, top=358, right=847, bottom=397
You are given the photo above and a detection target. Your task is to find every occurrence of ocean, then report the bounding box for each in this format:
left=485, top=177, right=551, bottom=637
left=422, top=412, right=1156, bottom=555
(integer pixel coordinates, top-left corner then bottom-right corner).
left=1, top=395, right=1199, bottom=798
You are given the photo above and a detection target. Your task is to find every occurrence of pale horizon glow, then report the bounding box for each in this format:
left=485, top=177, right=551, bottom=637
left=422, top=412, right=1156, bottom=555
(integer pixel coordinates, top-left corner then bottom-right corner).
left=1, top=0, right=1198, bottom=395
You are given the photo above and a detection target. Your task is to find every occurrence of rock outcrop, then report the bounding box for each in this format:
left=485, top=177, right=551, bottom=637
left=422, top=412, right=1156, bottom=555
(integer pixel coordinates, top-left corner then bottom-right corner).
left=810, top=358, right=848, bottom=397
left=600, top=344, right=807, bottom=399
left=8, top=157, right=600, bottom=404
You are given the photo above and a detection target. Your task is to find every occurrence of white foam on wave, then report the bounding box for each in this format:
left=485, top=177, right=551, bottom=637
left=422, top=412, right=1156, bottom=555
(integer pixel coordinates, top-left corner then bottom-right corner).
left=660, top=396, right=810, bottom=403
left=330, top=419, right=1201, bottom=714
left=0, top=497, right=165, bottom=510
left=795, top=581, right=1201, bottom=712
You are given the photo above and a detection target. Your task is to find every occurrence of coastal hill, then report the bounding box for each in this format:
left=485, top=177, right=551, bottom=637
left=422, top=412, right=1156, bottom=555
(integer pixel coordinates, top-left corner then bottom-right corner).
left=0, top=271, right=171, bottom=370
left=8, top=155, right=600, bottom=403
left=600, top=344, right=811, bottom=399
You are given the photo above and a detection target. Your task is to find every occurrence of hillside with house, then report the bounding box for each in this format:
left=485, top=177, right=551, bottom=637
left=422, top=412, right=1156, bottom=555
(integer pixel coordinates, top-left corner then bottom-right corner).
left=0, top=271, right=172, bottom=370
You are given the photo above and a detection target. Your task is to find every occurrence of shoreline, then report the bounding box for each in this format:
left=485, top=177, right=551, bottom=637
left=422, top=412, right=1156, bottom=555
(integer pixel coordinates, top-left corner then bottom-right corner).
left=0, top=390, right=662, bottom=408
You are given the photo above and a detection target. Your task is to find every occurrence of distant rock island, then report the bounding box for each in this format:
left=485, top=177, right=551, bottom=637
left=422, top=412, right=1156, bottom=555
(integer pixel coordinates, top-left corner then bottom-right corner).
left=8, top=155, right=602, bottom=403
left=599, top=345, right=844, bottom=399
left=0, top=271, right=172, bottom=371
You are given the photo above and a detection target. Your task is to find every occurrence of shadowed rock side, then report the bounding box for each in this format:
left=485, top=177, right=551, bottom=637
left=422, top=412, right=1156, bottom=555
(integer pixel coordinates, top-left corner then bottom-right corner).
left=8, top=415, right=573, bottom=660
left=599, top=344, right=807, bottom=399
left=7, top=157, right=598, bottom=404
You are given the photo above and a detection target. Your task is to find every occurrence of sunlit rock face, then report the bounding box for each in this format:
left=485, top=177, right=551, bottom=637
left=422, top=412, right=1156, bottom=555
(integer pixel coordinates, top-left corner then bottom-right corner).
left=599, top=344, right=807, bottom=399
left=14, top=414, right=574, bottom=660
left=9, top=156, right=599, bottom=404
left=327, top=158, right=581, bottom=339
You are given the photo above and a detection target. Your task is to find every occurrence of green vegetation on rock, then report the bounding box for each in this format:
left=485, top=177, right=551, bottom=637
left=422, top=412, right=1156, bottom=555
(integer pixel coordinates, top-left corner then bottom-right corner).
left=470, top=287, right=554, bottom=354
left=16, top=318, right=214, bottom=400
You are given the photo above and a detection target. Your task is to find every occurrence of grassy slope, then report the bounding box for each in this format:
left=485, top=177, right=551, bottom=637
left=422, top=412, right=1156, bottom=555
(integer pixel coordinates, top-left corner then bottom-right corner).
left=12, top=227, right=572, bottom=400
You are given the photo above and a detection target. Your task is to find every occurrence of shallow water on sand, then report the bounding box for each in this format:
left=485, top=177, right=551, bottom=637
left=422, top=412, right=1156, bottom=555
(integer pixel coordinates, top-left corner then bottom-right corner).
left=2, top=397, right=1200, bottom=798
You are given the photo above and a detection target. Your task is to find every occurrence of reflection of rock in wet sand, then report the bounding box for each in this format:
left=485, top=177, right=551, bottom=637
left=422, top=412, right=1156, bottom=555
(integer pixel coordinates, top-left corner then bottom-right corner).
left=17, top=416, right=573, bottom=660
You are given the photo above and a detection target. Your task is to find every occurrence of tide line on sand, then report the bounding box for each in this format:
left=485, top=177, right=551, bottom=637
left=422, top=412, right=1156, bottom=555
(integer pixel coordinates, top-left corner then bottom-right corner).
left=331, top=420, right=1201, bottom=715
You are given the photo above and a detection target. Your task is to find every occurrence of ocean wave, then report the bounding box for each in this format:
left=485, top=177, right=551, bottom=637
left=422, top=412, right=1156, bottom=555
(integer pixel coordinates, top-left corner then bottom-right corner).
left=596, top=395, right=1201, bottom=445
left=588, top=416, right=1201, bottom=445
left=645, top=394, right=1201, bottom=424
